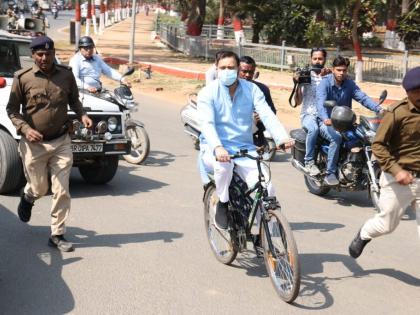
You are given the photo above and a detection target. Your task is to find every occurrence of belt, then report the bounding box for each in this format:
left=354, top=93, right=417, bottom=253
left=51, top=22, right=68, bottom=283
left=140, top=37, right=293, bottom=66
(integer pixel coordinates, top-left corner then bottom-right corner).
left=43, top=130, right=67, bottom=141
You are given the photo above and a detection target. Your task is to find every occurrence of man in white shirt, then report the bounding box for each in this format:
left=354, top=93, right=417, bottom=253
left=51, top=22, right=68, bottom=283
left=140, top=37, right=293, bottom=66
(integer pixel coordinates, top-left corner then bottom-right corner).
left=69, top=36, right=130, bottom=93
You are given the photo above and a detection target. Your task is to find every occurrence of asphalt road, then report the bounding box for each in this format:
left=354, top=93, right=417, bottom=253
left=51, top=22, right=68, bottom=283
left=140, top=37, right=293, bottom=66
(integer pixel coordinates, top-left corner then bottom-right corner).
left=0, top=90, right=419, bottom=314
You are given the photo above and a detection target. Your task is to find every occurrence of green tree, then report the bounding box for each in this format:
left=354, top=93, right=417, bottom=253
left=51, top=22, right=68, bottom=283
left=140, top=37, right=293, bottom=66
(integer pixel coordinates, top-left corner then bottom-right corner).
left=396, top=1, right=420, bottom=49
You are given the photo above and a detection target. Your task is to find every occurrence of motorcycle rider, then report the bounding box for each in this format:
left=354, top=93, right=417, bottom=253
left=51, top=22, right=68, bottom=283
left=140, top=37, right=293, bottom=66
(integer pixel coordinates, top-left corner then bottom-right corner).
left=33, top=7, right=49, bottom=30
left=316, top=56, right=383, bottom=186
left=349, top=67, right=420, bottom=258
left=238, top=55, right=276, bottom=147
left=197, top=51, right=294, bottom=230
left=6, top=7, right=17, bottom=29
left=205, top=50, right=226, bottom=85
left=293, top=48, right=330, bottom=176
left=69, top=36, right=131, bottom=93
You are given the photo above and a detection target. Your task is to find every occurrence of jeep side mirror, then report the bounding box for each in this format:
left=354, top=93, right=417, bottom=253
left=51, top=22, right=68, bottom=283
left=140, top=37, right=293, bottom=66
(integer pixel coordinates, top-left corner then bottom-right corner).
left=378, top=90, right=387, bottom=105
left=324, top=100, right=337, bottom=109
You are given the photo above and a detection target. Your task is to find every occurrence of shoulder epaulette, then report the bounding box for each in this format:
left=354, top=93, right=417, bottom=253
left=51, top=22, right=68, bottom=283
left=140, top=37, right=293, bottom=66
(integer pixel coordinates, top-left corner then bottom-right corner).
left=386, top=98, right=408, bottom=112
left=56, top=64, right=72, bottom=71
left=15, top=67, right=32, bottom=78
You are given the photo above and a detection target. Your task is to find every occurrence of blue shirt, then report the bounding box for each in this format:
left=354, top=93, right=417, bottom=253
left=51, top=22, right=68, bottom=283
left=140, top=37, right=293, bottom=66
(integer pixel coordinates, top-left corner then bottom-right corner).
left=69, top=52, right=122, bottom=90
left=316, top=74, right=381, bottom=121
left=197, top=78, right=289, bottom=154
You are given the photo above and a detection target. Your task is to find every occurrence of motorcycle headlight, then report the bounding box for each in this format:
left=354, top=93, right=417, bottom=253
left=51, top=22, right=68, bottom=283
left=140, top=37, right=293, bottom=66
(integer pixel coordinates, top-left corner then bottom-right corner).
left=107, top=116, right=118, bottom=131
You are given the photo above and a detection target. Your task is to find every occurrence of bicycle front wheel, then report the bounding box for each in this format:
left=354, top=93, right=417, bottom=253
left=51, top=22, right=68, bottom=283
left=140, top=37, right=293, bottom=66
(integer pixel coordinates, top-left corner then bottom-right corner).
left=203, top=185, right=238, bottom=265
left=261, top=209, right=300, bottom=303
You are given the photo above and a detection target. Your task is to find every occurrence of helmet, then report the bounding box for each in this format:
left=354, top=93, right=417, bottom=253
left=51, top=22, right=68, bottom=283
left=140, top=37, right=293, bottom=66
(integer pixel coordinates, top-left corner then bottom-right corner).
left=331, top=106, right=356, bottom=132
left=78, top=36, right=95, bottom=48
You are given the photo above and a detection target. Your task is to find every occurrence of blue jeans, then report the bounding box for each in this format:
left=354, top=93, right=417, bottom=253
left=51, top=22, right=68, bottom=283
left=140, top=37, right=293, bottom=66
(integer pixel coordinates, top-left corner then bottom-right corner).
left=319, top=123, right=342, bottom=175
left=301, top=115, right=319, bottom=164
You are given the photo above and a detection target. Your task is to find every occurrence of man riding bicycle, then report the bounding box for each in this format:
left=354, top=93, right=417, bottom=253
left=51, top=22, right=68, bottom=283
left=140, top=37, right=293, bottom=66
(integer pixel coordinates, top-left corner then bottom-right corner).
left=316, top=56, right=384, bottom=186
left=197, top=51, right=294, bottom=231
left=69, top=36, right=130, bottom=93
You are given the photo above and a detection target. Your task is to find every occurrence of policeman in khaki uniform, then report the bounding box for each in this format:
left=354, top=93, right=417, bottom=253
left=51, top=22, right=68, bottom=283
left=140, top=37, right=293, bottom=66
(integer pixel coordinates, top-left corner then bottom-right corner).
left=6, top=36, right=93, bottom=252
left=349, top=66, right=420, bottom=258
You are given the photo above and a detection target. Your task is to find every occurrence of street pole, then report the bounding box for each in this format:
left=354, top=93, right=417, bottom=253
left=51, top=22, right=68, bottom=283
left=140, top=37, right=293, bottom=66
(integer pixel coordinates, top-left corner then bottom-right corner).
left=129, top=0, right=137, bottom=65
left=75, top=0, right=81, bottom=51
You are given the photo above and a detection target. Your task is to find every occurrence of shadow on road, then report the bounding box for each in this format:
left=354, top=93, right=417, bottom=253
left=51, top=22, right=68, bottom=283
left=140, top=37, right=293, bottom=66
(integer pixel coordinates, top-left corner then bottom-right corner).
left=294, top=252, right=420, bottom=310
left=291, top=221, right=345, bottom=232
left=69, top=163, right=169, bottom=198
left=142, top=150, right=177, bottom=167
left=0, top=205, right=183, bottom=314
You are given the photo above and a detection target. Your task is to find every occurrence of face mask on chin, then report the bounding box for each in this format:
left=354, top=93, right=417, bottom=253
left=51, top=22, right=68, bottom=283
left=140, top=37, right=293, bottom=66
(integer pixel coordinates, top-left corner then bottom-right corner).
left=218, top=69, right=238, bottom=86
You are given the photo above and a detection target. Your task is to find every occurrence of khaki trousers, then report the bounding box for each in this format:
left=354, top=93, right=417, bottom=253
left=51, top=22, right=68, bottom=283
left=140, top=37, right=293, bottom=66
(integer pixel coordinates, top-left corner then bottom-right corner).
left=19, top=134, right=73, bottom=236
left=361, top=172, right=420, bottom=240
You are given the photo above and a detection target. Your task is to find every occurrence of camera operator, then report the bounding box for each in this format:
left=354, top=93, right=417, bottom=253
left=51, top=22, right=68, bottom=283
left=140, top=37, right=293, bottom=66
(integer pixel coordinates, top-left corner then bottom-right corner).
left=293, top=48, right=330, bottom=176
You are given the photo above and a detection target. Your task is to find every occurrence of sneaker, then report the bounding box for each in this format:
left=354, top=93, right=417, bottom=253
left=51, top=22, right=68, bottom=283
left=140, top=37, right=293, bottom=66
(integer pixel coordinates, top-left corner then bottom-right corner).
left=324, top=173, right=339, bottom=186
left=349, top=229, right=371, bottom=258
left=17, top=193, right=34, bottom=223
left=305, top=161, right=320, bottom=176
left=48, top=235, right=74, bottom=252
left=251, top=234, right=264, bottom=258
left=214, top=201, right=229, bottom=230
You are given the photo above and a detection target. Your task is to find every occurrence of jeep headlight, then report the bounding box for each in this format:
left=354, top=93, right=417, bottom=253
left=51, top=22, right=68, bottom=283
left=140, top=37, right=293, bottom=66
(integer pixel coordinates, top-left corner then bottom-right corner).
left=107, top=116, right=118, bottom=131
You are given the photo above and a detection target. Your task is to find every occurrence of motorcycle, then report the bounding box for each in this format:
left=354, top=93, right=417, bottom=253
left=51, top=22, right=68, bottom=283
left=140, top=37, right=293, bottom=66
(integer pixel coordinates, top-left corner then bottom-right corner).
left=180, top=93, right=277, bottom=161
left=290, top=90, right=387, bottom=211
left=81, top=68, right=150, bottom=165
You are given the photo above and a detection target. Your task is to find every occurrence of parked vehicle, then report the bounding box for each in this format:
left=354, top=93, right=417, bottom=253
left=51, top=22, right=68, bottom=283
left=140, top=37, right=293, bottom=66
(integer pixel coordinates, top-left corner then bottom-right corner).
left=290, top=91, right=388, bottom=211
left=180, top=93, right=277, bottom=161
left=0, top=31, right=131, bottom=193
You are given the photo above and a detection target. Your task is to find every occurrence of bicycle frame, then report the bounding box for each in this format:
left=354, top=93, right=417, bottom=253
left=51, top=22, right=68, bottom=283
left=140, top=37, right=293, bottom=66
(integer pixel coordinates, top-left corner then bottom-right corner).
left=229, top=150, right=281, bottom=257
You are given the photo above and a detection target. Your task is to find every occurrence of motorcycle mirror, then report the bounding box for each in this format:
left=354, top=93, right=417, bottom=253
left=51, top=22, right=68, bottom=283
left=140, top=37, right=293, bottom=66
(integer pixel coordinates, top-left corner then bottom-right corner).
left=123, top=67, right=135, bottom=77
left=378, top=90, right=387, bottom=105
left=324, top=100, right=337, bottom=109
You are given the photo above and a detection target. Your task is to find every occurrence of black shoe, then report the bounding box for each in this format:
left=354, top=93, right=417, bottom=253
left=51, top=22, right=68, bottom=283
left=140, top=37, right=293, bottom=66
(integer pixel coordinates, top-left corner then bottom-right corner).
left=48, top=235, right=74, bottom=252
left=17, top=193, right=34, bottom=223
left=214, top=201, right=229, bottom=230
left=349, top=230, right=371, bottom=258
left=251, top=234, right=264, bottom=258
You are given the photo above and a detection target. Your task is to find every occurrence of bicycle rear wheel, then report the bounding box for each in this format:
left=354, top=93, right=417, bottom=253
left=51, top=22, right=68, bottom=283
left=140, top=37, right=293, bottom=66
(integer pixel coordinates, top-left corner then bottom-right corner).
left=261, top=209, right=300, bottom=303
left=203, top=185, right=238, bottom=265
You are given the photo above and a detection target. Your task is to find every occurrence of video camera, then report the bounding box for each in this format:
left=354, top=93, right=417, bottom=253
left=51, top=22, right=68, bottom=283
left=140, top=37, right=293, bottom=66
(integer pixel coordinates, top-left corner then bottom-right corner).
left=295, top=64, right=324, bottom=85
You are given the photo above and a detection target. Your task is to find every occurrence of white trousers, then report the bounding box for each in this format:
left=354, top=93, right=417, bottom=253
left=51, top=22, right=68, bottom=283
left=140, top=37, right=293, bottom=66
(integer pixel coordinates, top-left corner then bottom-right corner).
left=234, top=30, right=245, bottom=46
left=201, top=144, right=276, bottom=203
left=361, top=172, right=420, bottom=240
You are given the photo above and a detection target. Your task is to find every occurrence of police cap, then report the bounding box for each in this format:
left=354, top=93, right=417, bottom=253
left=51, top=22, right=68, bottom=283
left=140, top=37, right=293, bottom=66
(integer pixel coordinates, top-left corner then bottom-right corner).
left=29, top=36, right=55, bottom=51
left=402, top=66, right=420, bottom=92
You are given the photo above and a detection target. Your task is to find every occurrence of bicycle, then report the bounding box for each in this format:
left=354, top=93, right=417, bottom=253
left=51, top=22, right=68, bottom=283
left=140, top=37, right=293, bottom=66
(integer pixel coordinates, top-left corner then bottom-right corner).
left=203, top=149, right=301, bottom=303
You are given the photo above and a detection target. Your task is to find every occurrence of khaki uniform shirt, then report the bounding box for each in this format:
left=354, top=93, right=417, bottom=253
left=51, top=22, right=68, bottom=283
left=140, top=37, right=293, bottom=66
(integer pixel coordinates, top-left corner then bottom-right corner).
left=372, top=98, right=420, bottom=177
left=6, top=63, right=85, bottom=140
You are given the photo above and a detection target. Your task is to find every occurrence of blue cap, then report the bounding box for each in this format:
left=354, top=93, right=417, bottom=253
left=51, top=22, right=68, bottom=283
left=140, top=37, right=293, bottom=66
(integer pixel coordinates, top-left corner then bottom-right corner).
left=29, top=36, right=54, bottom=51
left=402, top=66, right=420, bottom=92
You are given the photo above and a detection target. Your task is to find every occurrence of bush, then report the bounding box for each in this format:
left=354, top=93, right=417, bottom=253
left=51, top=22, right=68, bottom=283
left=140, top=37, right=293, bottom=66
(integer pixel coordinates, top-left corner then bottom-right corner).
left=361, top=36, right=383, bottom=48
left=304, top=20, right=332, bottom=47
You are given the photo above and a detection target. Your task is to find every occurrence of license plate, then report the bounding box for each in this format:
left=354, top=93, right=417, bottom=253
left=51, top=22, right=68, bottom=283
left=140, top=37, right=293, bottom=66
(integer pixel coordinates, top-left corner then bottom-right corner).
left=71, top=143, right=103, bottom=153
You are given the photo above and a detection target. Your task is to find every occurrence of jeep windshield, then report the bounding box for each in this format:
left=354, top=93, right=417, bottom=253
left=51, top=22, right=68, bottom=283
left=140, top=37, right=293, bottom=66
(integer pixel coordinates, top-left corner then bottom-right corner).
left=0, top=39, right=32, bottom=77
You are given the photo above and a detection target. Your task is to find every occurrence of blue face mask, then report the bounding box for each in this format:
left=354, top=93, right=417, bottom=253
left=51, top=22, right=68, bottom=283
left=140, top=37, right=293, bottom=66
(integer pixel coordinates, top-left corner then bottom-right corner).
left=218, top=69, right=238, bottom=86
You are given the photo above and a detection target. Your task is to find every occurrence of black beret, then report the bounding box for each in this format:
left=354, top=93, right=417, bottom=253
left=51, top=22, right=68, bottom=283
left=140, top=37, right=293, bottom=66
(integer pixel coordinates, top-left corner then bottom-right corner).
left=402, top=66, right=420, bottom=91
left=29, top=36, right=54, bottom=51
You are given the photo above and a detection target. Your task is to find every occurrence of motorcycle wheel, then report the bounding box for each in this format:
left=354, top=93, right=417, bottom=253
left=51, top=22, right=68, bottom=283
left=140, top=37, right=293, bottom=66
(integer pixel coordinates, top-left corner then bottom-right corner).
left=304, top=175, right=330, bottom=196
left=123, top=125, right=150, bottom=165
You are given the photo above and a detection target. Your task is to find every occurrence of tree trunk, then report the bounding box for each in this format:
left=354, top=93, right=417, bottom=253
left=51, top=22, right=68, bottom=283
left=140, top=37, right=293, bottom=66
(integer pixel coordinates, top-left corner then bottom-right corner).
left=402, top=0, right=410, bottom=14
left=217, top=0, right=225, bottom=39
left=186, top=0, right=206, bottom=36
left=351, top=0, right=363, bottom=82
